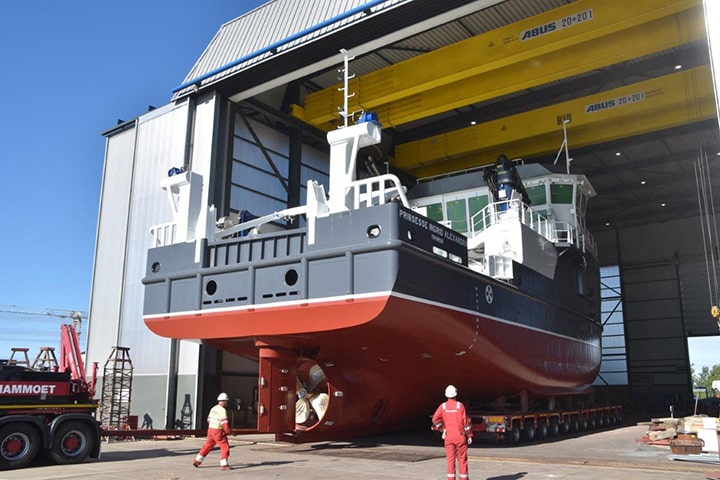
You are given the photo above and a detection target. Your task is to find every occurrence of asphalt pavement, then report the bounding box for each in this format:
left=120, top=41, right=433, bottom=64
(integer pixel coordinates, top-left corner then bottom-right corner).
left=0, top=423, right=718, bottom=479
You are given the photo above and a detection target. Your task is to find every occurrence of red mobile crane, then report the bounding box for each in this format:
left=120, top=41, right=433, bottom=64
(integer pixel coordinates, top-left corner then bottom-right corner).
left=0, top=321, right=101, bottom=470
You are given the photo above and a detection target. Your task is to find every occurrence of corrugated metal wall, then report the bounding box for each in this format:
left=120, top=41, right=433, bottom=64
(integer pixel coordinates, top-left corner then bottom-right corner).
left=182, top=0, right=408, bottom=89
left=120, top=103, right=193, bottom=373
left=90, top=100, right=210, bottom=423
left=88, top=127, right=136, bottom=364
left=230, top=115, right=329, bottom=216
left=609, top=215, right=716, bottom=416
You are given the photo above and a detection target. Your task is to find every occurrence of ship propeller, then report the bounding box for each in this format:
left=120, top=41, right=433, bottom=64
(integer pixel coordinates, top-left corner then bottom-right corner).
left=295, top=360, right=330, bottom=429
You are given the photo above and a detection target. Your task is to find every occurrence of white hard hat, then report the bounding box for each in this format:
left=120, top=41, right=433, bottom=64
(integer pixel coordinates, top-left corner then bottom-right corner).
left=444, top=385, right=457, bottom=398
left=217, top=392, right=230, bottom=401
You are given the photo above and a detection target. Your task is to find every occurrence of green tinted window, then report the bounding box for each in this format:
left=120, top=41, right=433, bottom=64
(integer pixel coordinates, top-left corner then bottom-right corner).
left=550, top=184, right=573, bottom=204
left=468, top=195, right=489, bottom=217
left=468, top=195, right=489, bottom=232
left=446, top=199, right=467, bottom=233
left=526, top=185, right=547, bottom=206
left=425, top=203, right=444, bottom=223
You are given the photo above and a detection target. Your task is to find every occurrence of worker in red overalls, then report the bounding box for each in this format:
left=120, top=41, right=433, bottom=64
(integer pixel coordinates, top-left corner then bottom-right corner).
left=193, top=392, right=233, bottom=470
left=432, top=385, right=472, bottom=480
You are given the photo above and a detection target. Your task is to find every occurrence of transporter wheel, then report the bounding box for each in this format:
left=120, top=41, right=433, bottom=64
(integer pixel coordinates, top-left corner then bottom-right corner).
left=548, top=417, right=559, bottom=437
left=48, top=421, right=95, bottom=465
left=0, top=423, right=40, bottom=470
left=588, top=414, right=597, bottom=430
left=536, top=419, right=548, bottom=439
left=521, top=420, right=536, bottom=442
left=569, top=415, right=579, bottom=433
left=504, top=420, right=521, bottom=445
left=579, top=416, right=588, bottom=431
left=561, top=416, right=570, bottom=434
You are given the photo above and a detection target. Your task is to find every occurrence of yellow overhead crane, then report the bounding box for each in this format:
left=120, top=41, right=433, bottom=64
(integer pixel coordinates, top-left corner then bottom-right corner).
left=394, top=65, right=715, bottom=177
left=291, top=0, right=704, bottom=130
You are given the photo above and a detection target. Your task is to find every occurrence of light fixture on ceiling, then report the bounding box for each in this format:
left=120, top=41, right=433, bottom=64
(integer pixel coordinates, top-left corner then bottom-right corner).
left=641, top=180, right=646, bottom=185
left=470, top=121, right=476, bottom=125
left=675, top=64, right=682, bottom=70
left=615, top=152, right=621, bottom=156
left=661, top=203, right=667, bottom=207
left=605, top=222, right=611, bottom=226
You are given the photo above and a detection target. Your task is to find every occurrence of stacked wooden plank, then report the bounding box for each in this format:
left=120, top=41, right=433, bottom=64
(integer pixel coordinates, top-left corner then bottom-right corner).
left=646, top=417, right=680, bottom=442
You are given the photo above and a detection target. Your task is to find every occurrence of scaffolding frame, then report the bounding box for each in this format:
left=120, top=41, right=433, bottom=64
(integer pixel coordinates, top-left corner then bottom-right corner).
left=99, top=346, right=134, bottom=430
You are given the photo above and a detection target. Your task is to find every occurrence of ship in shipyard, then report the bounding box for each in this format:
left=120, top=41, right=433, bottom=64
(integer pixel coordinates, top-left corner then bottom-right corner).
left=142, top=63, right=602, bottom=442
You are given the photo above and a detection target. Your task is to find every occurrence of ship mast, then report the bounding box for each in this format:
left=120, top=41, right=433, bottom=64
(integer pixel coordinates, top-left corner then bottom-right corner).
left=326, top=49, right=382, bottom=214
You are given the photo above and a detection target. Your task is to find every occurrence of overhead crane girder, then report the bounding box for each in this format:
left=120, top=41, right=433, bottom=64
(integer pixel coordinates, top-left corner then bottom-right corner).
left=394, top=65, right=715, bottom=178
left=294, top=0, right=703, bottom=130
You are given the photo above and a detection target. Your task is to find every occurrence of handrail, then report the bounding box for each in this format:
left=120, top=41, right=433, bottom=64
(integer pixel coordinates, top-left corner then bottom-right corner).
left=351, top=174, right=409, bottom=208
left=469, top=199, right=596, bottom=256
left=150, top=222, right=177, bottom=247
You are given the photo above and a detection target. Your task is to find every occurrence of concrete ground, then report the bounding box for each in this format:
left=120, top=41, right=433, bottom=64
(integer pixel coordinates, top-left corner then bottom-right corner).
left=1, top=423, right=719, bottom=480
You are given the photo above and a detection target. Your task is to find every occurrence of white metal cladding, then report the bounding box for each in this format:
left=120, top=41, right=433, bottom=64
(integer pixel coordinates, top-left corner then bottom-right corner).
left=187, top=93, right=220, bottom=246
left=120, top=102, right=191, bottom=374
left=177, top=340, right=201, bottom=377
left=87, top=126, right=137, bottom=369
left=177, top=0, right=408, bottom=95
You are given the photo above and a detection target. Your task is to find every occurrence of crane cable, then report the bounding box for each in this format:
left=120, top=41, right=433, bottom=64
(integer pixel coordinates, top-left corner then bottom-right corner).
left=694, top=148, right=720, bottom=329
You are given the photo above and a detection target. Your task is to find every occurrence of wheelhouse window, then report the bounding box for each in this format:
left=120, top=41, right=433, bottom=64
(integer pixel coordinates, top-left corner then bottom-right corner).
left=550, top=183, right=573, bottom=204
left=446, top=199, right=468, bottom=233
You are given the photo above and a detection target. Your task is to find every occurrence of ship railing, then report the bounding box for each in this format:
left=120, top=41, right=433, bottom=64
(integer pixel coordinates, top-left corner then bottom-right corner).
left=150, top=222, right=178, bottom=247
left=470, top=200, right=597, bottom=256
left=351, top=174, right=409, bottom=209
left=552, top=221, right=574, bottom=245
left=552, top=222, right=597, bottom=257
left=470, top=199, right=554, bottom=243
left=215, top=205, right=308, bottom=240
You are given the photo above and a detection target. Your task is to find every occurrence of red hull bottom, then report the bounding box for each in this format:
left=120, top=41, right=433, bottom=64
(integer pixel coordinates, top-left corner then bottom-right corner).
left=145, top=293, right=600, bottom=439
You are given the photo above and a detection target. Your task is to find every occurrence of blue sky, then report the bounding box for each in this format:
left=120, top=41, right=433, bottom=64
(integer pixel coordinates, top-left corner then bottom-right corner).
left=0, top=0, right=264, bottom=357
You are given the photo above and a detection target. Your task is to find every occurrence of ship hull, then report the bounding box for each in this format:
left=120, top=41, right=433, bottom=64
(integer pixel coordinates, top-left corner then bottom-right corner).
left=143, top=202, right=601, bottom=438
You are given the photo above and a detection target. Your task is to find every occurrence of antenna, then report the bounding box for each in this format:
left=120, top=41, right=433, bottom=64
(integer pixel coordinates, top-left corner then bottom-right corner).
left=553, top=119, right=573, bottom=174
left=337, top=49, right=359, bottom=128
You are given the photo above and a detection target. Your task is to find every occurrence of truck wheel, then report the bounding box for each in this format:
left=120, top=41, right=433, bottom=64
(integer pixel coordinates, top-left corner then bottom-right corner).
left=48, top=421, right=95, bottom=465
left=0, top=423, right=40, bottom=470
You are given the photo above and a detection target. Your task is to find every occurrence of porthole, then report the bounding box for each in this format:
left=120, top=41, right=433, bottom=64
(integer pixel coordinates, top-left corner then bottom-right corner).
left=285, top=269, right=298, bottom=286
left=206, top=280, right=217, bottom=296
left=367, top=225, right=381, bottom=238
